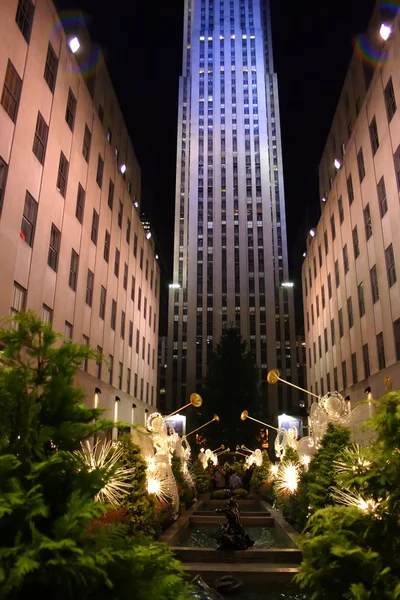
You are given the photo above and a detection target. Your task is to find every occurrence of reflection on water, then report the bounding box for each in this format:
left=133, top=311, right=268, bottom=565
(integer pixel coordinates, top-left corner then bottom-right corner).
left=222, top=584, right=307, bottom=600
left=177, top=525, right=294, bottom=549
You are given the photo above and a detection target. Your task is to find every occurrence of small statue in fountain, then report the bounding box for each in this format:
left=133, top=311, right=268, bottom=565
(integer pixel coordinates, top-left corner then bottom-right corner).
left=213, top=489, right=255, bottom=551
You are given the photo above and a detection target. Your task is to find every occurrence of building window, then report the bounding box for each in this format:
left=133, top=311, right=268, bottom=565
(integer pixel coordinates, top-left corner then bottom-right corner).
left=129, top=321, right=133, bottom=347
left=121, top=311, right=125, bottom=339
left=75, top=183, right=85, bottom=224
left=134, top=373, right=138, bottom=397
left=1, top=60, right=22, bottom=123
left=136, top=330, right=139, bottom=353
left=306, top=312, right=310, bottom=332
left=357, top=147, right=365, bottom=182
left=126, top=218, right=131, bottom=244
left=123, top=263, right=128, bottom=290
left=108, top=179, right=114, bottom=210
left=127, top=368, right=131, bottom=394
left=98, top=104, right=104, bottom=123
left=44, top=42, right=58, bottom=92
left=369, top=116, right=379, bottom=155
left=86, top=269, right=94, bottom=307
left=142, top=336, right=145, bottom=360
left=364, top=204, right=372, bottom=241
left=321, top=284, right=325, bottom=308
left=338, top=196, right=344, bottom=224
left=324, top=327, right=328, bottom=353
left=56, top=152, right=69, bottom=198
left=96, top=154, right=104, bottom=188
left=363, top=343, right=370, bottom=378
left=351, top=352, right=358, bottom=384
left=384, top=76, right=396, bottom=122
left=385, top=243, right=397, bottom=287
left=144, top=297, right=147, bottom=320
left=352, top=225, right=360, bottom=259
left=15, top=0, right=35, bottom=43
left=394, top=319, right=400, bottom=362
left=133, top=233, right=138, bottom=257
left=69, top=249, right=79, bottom=291
left=42, top=304, right=53, bottom=324
left=328, top=273, right=332, bottom=299
left=339, top=308, right=344, bottom=338
left=65, top=88, right=76, bottom=131
left=376, top=332, right=386, bottom=370
left=11, top=281, right=26, bottom=315
left=333, top=366, right=338, bottom=390
left=343, top=244, right=349, bottom=274
left=103, top=230, right=110, bottom=262
left=47, top=224, right=61, bottom=272
left=118, top=200, right=123, bottom=228
left=96, top=346, right=102, bottom=379
left=82, top=124, right=91, bottom=162
left=335, top=259, right=340, bottom=288
left=65, top=321, right=73, bottom=341
left=111, top=299, right=117, bottom=330
left=370, top=265, right=379, bottom=303
left=330, top=214, right=336, bottom=241
left=394, top=145, right=400, bottom=190
left=358, top=282, right=365, bottom=317
left=91, top=209, right=99, bottom=245
left=114, top=248, right=120, bottom=277
left=324, top=230, right=329, bottom=255
left=318, top=244, right=323, bottom=267
left=347, top=296, right=354, bottom=328
left=32, top=112, right=49, bottom=164
left=81, top=335, right=89, bottom=371
left=377, top=177, right=388, bottom=218
left=342, top=360, right=347, bottom=390
left=347, top=174, right=354, bottom=205
left=108, top=354, right=113, bottom=385
left=139, top=247, right=144, bottom=269
left=331, top=318, right=335, bottom=346
left=107, top=127, right=112, bottom=144
left=0, top=156, right=8, bottom=215
left=98, top=285, right=107, bottom=320
left=138, top=287, right=142, bottom=311
left=21, top=191, right=38, bottom=247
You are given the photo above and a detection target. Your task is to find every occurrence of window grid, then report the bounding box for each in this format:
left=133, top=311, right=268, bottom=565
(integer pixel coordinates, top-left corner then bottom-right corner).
left=1, top=60, right=22, bottom=122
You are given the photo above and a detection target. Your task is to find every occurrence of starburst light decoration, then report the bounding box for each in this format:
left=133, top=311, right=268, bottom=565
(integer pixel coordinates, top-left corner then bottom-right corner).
left=334, top=443, right=372, bottom=477
left=74, top=440, right=135, bottom=506
left=275, top=461, right=300, bottom=495
left=332, top=487, right=384, bottom=518
left=269, top=463, right=279, bottom=478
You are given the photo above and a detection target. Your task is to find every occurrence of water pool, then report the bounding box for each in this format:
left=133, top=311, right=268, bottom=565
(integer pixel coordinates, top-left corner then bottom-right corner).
left=176, top=524, right=294, bottom=549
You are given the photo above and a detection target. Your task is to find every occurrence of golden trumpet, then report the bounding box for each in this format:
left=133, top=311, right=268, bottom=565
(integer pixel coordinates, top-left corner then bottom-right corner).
left=163, top=392, right=203, bottom=420
left=186, top=414, right=220, bottom=437
left=241, top=410, right=249, bottom=421
left=267, top=368, right=321, bottom=400
left=240, top=410, right=281, bottom=432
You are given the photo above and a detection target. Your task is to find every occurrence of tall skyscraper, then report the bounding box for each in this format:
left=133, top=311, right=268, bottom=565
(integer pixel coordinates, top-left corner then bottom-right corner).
left=167, top=0, right=300, bottom=420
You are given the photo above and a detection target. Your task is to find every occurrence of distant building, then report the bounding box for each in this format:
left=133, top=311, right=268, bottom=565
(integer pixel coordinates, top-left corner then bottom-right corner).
left=302, top=4, right=400, bottom=410
left=0, top=0, right=160, bottom=431
left=167, top=0, right=300, bottom=422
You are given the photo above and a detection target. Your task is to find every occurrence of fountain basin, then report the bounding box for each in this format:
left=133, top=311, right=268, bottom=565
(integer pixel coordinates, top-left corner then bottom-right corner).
left=176, top=523, right=293, bottom=549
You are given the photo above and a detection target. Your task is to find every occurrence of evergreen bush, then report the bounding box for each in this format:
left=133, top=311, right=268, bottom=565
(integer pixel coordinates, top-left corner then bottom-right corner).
left=0, top=312, right=190, bottom=600
left=249, top=451, right=271, bottom=494
left=172, top=452, right=195, bottom=508
left=190, top=459, right=210, bottom=494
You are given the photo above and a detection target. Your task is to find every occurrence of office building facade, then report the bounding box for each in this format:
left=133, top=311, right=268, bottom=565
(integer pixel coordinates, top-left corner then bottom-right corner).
left=302, top=4, right=400, bottom=408
left=167, top=0, right=299, bottom=419
left=0, top=0, right=160, bottom=430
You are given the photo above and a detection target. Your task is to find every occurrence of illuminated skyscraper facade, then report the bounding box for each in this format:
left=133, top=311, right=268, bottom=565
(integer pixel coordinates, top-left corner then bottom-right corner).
left=167, top=0, right=299, bottom=420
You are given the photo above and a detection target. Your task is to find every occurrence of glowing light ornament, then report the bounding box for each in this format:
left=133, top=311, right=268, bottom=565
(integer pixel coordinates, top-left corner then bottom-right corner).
left=244, top=448, right=263, bottom=469
left=74, top=440, right=135, bottom=506
left=199, top=447, right=218, bottom=469
left=332, top=487, right=384, bottom=518
left=334, top=443, right=372, bottom=477
left=175, top=434, right=195, bottom=490
left=146, top=412, right=179, bottom=515
left=300, top=454, right=311, bottom=470
left=269, top=464, right=279, bottom=478
left=275, top=461, right=300, bottom=495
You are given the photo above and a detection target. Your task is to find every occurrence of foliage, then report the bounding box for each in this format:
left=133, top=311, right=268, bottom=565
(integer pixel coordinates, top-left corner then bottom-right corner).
left=250, top=451, right=271, bottom=494
left=156, top=501, right=176, bottom=532
left=190, top=459, right=210, bottom=494
left=203, top=327, right=260, bottom=448
left=0, top=312, right=190, bottom=600
left=210, top=488, right=249, bottom=500
left=231, top=458, right=245, bottom=476
left=294, top=423, right=351, bottom=531
left=295, top=393, right=400, bottom=599
left=172, top=452, right=195, bottom=508
left=117, top=434, right=158, bottom=537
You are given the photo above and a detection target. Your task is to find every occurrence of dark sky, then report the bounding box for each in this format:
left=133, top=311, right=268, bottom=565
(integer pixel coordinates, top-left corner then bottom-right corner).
left=59, top=0, right=375, bottom=325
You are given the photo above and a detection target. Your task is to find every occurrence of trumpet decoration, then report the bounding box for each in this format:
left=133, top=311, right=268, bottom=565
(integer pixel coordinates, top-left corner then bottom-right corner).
left=186, top=414, right=220, bottom=438
left=163, top=392, right=203, bottom=420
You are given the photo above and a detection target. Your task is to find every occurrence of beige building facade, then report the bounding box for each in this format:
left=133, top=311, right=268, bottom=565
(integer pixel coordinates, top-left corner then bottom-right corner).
left=0, top=0, right=160, bottom=430
left=302, top=4, right=400, bottom=409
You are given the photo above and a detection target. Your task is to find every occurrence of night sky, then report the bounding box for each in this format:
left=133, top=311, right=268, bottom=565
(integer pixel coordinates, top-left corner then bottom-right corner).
left=58, top=0, right=375, bottom=328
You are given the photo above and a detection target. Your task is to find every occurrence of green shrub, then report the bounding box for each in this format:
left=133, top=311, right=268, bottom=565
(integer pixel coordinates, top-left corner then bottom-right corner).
left=231, top=458, right=245, bottom=476
left=294, top=423, right=351, bottom=532
left=190, top=459, right=210, bottom=494
left=172, top=452, right=195, bottom=508
left=210, top=489, right=229, bottom=499
left=0, top=312, right=190, bottom=600
left=118, top=434, right=158, bottom=538
left=250, top=451, right=271, bottom=494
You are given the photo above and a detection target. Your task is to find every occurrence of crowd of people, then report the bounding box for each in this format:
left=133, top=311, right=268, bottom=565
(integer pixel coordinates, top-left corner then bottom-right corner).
left=205, top=461, right=255, bottom=492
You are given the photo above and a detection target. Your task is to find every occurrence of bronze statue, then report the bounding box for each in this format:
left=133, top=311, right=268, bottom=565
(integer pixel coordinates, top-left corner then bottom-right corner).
left=213, top=490, right=255, bottom=551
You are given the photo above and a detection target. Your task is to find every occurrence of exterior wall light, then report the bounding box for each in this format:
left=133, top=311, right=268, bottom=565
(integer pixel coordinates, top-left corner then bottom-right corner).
left=309, top=229, right=316, bottom=237
left=281, top=282, right=294, bottom=288
left=334, top=159, right=341, bottom=169
left=380, top=23, right=391, bottom=41
left=120, top=164, right=126, bottom=174
left=169, top=283, right=181, bottom=289
left=69, top=37, right=80, bottom=53
left=146, top=232, right=152, bottom=240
